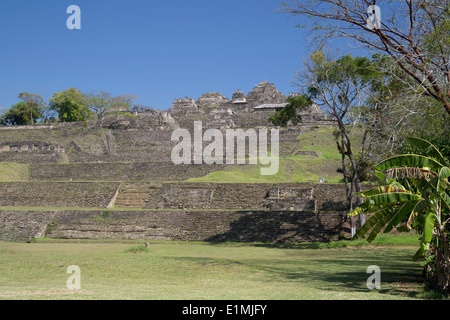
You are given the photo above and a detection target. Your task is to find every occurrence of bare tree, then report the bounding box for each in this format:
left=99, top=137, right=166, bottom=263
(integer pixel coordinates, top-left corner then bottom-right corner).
left=83, top=91, right=136, bottom=129
left=361, top=53, right=449, bottom=156
left=280, top=0, right=450, bottom=117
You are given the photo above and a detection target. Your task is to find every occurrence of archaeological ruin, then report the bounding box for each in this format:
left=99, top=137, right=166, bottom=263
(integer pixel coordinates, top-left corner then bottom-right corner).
left=0, top=80, right=351, bottom=243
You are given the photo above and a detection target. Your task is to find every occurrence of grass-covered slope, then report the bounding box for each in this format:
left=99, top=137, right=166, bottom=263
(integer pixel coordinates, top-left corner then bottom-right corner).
left=189, top=127, right=347, bottom=183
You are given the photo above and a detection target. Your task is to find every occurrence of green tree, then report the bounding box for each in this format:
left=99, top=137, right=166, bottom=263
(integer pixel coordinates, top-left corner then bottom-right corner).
left=350, top=137, right=450, bottom=292
left=49, top=88, right=92, bottom=122
left=17, top=92, right=45, bottom=125
left=0, top=101, right=43, bottom=125
left=83, top=91, right=136, bottom=129
left=269, top=94, right=312, bottom=126
left=274, top=49, right=385, bottom=235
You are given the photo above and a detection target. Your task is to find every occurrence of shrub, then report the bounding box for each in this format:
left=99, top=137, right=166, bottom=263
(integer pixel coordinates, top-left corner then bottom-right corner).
left=124, top=245, right=150, bottom=254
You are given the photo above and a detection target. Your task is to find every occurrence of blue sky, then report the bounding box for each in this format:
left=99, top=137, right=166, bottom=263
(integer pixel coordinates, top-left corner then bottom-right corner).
left=0, top=0, right=352, bottom=111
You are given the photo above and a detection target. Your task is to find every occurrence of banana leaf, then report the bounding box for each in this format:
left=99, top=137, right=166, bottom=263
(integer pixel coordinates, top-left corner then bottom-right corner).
left=384, top=202, right=415, bottom=234
left=367, top=208, right=396, bottom=242
left=374, top=171, right=386, bottom=182
left=437, top=167, right=450, bottom=196
left=407, top=200, right=428, bottom=230
left=417, top=168, right=450, bottom=210
left=422, top=210, right=437, bottom=246
left=357, top=186, right=410, bottom=198
left=348, top=199, right=376, bottom=217
left=406, top=137, right=448, bottom=165
left=413, top=210, right=437, bottom=260
left=352, top=206, right=393, bottom=240
left=365, top=192, right=422, bottom=206
left=375, top=154, right=444, bottom=173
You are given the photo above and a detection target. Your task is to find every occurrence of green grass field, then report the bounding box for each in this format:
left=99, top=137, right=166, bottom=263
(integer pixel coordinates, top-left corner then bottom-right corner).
left=0, top=235, right=431, bottom=300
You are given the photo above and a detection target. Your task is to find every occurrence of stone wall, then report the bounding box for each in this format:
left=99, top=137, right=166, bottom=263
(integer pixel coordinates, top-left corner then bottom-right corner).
left=0, top=141, right=65, bottom=153
left=0, top=181, right=347, bottom=211
left=113, top=183, right=348, bottom=211
left=0, top=182, right=120, bottom=208
left=0, top=209, right=350, bottom=243
left=0, top=182, right=351, bottom=243
left=29, top=162, right=237, bottom=181
left=0, top=211, right=57, bottom=242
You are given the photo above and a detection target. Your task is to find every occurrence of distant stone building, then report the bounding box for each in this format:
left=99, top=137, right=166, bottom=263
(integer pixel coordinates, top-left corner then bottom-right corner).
left=252, top=104, right=287, bottom=112
left=170, top=97, right=200, bottom=116
left=245, top=80, right=287, bottom=107
left=196, top=92, right=230, bottom=108
left=165, top=80, right=336, bottom=128
left=231, top=89, right=247, bottom=105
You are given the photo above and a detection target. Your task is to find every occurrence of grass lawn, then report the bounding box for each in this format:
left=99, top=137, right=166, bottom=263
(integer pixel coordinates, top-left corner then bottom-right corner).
left=0, top=235, right=430, bottom=300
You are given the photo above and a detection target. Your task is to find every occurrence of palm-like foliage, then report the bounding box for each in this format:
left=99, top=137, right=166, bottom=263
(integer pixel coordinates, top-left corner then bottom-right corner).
left=349, top=137, right=450, bottom=291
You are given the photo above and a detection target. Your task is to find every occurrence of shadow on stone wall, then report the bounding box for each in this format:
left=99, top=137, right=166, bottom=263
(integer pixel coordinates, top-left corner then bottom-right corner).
left=207, top=211, right=351, bottom=244
left=1, top=209, right=352, bottom=243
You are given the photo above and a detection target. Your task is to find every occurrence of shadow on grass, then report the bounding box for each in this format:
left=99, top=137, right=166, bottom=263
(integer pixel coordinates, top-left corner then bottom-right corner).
left=306, top=269, right=423, bottom=299
left=168, top=247, right=424, bottom=299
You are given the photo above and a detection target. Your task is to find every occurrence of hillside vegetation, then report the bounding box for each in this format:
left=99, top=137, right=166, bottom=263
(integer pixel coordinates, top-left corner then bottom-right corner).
left=189, top=127, right=357, bottom=184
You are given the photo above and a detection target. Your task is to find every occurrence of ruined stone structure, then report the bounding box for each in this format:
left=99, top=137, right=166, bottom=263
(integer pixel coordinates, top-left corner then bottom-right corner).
left=196, top=92, right=230, bottom=108
left=0, top=80, right=348, bottom=244
left=166, top=80, right=335, bottom=129
left=0, top=183, right=350, bottom=242
left=245, top=80, right=287, bottom=107
left=0, top=141, right=65, bottom=153
left=231, top=89, right=247, bottom=104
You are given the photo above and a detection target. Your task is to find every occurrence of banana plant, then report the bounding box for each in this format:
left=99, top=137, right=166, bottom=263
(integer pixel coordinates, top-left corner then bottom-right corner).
left=349, top=137, right=450, bottom=290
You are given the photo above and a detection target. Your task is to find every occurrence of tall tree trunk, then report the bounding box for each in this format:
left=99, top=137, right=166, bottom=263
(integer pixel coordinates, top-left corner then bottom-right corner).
left=338, top=139, right=355, bottom=238
left=349, top=156, right=366, bottom=228
left=99, top=116, right=104, bottom=129
left=345, top=136, right=366, bottom=229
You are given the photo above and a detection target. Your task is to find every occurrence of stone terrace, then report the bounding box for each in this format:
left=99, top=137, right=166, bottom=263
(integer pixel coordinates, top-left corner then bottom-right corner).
left=0, top=182, right=352, bottom=242
left=0, top=80, right=347, bottom=243
left=0, top=209, right=349, bottom=243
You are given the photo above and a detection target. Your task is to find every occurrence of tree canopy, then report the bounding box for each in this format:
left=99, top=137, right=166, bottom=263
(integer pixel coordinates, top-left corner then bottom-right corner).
left=17, top=92, right=45, bottom=125
left=0, top=101, right=43, bottom=126
left=49, top=88, right=92, bottom=123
